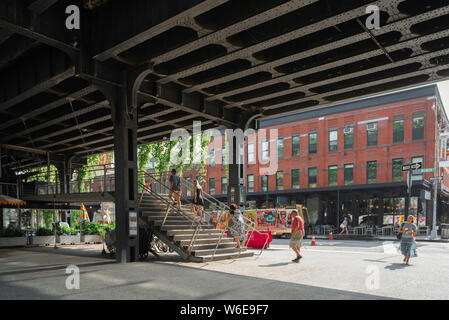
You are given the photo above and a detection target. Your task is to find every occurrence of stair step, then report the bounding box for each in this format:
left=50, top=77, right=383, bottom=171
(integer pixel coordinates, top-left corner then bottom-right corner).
left=184, top=243, right=237, bottom=250
left=178, top=238, right=234, bottom=245
left=173, top=233, right=226, bottom=241
left=193, top=247, right=246, bottom=257
left=153, top=220, right=196, bottom=226
left=168, top=229, right=223, bottom=236
left=200, top=251, right=254, bottom=262
left=147, top=216, right=191, bottom=221
left=161, top=224, right=215, bottom=231
left=140, top=211, right=195, bottom=217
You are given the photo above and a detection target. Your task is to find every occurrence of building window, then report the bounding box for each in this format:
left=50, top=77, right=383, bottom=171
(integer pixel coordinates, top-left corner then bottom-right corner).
left=412, top=116, right=424, bottom=140
left=247, top=175, right=254, bottom=193
left=221, top=177, right=227, bottom=195
left=247, top=143, right=255, bottom=164
left=277, top=138, right=284, bottom=159
left=262, top=141, right=269, bottom=161
left=329, top=130, right=338, bottom=152
left=291, top=169, right=300, bottom=189
left=209, top=178, right=215, bottom=195
left=261, top=176, right=268, bottom=192
left=309, top=133, right=317, bottom=154
left=276, top=171, right=284, bottom=190
left=392, top=158, right=403, bottom=182
left=367, top=122, right=378, bottom=146
left=393, top=119, right=404, bottom=143
left=344, top=164, right=354, bottom=185
left=328, top=165, right=338, bottom=187
left=367, top=161, right=377, bottom=184
left=209, top=148, right=215, bottom=167
left=344, top=125, right=354, bottom=149
left=308, top=168, right=317, bottom=188
left=412, top=156, right=423, bottom=180
left=186, top=178, right=192, bottom=197
left=221, top=147, right=226, bottom=165
left=292, top=135, right=300, bottom=157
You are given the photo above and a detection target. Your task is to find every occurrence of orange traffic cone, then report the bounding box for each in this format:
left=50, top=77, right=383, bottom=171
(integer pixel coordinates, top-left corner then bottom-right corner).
left=311, top=234, right=316, bottom=246
left=329, top=232, right=333, bottom=240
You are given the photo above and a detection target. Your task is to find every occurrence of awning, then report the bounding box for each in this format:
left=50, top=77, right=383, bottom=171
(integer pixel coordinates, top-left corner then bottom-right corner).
left=0, top=195, right=26, bottom=206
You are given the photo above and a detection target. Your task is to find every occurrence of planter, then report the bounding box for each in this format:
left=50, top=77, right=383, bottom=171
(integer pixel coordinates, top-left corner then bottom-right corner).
left=32, top=236, right=56, bottom=246
left=81, top=234, right=103, bottom=243
left=0, top=237, right=27, bottom=247
left=56, top=234, right=81, bottom=244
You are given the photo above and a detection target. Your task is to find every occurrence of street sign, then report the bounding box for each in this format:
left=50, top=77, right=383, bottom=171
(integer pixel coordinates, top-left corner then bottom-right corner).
left=421, top=168, right=436, bottom=173
left=402, top=162, right=422, bottom=171
left=430, top=176, right=443, bottom=181
left=129, top=211, right=137, bottom=236
left=440, top=161, right=449, bottom=167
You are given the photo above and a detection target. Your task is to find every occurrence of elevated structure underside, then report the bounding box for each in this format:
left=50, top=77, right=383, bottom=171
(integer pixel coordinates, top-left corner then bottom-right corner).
left=1, top=0, right=449, bottom=172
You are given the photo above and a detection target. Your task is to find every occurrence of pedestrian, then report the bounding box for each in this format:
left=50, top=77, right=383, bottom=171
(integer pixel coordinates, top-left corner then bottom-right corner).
left=398, top=215, right=418, bottom=265
left=168, top=168, right=181, bottom=210
left=190, top=179, right=205, bottom=222
left=290, top=210, right=304, bottom=263
left=339, top=216, right=349, bottom=235
left=225, top=204, right=245, bottom=249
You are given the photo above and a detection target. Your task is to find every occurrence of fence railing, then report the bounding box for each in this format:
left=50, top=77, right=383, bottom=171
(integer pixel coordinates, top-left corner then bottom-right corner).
left=143, top=171, right=269, bottom=259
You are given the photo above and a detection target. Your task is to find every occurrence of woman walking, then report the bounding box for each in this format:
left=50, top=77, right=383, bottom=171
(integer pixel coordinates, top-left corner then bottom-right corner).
left=190, top=179, right=205, bottom=222
left=290, top=210, right=305, bottom=263
left=339, top=216, right=349, bottom=235
left=225, top=204, right=246, bottom=249
left=398, top=215, right=418, bottom=265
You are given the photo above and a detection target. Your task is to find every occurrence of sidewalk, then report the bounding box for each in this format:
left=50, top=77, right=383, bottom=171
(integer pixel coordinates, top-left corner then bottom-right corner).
left=312, top=234, right=449, bottom=242
left=0, top=245, right=390, bottom=300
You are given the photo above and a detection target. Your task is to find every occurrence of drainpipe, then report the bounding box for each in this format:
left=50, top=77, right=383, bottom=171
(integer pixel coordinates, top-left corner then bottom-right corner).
left=431, top=102, right=440, bottom=240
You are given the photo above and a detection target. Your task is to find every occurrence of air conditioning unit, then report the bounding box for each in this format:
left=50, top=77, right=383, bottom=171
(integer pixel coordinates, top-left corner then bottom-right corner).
left=344, top=126, right=354, bottom=135
left=366, top=123, right=377, bottom=131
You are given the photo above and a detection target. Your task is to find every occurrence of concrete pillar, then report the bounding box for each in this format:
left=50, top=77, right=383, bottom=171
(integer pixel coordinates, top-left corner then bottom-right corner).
left=112, top=85, right=139, bottom=263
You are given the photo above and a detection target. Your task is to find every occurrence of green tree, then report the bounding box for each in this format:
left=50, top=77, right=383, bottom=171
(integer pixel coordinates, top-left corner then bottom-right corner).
left=137, top=131, right=213, bottom=187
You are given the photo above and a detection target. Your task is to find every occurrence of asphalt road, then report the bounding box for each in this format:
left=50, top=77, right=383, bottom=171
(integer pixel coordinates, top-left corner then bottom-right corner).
left=1, top=239, right=448, bottom=300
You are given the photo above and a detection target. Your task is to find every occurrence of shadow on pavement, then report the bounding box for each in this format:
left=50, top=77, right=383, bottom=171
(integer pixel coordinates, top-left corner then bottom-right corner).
left=19, top=246, right=114, bottom=260
left=0, top=260, right=116, bottom=277
left=384, top=263, right=409, bottom=270
left=258, top=262, right=291, bottom=267
left=0, top=248, right=397, bottom=300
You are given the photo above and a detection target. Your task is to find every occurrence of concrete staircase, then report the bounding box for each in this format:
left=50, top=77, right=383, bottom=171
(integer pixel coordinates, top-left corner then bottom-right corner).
left=139, top=192, right=254, bottom=262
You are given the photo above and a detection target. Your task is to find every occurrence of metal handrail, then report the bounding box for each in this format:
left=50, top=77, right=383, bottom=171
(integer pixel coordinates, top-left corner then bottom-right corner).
left=138, top=172, right=208, bottom=256
left=172, top=172, right=270, bottom=258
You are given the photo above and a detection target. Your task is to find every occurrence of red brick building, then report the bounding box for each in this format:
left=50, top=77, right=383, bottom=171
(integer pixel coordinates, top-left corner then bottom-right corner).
left=187, top=85, right=449, bottom=229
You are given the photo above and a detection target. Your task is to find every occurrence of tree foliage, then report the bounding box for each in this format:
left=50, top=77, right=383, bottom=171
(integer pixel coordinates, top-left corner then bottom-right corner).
left=138, top=131, right=212, bottom=181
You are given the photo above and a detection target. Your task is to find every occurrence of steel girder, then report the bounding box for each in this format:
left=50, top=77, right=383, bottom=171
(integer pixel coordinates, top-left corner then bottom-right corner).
left=93, top=0, right=230, bottom=62
left=156, top=0, right=396, bottom=83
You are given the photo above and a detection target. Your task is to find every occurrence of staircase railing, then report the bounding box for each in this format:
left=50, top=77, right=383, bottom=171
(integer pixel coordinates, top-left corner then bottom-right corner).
left=146, top=171, right=270, bottom=259
left=138, top=172, right=213, bottom=257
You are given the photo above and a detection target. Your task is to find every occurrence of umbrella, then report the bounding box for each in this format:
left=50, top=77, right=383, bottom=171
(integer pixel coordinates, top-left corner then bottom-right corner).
left=76, top=204, right=90, bottom=225
left=0, top=195, right=26, bottom=206
left=93, top=208, right=111, bottom=225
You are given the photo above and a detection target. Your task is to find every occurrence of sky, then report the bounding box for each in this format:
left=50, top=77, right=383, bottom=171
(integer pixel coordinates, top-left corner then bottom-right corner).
left=438, top=80, right=449, bottom=115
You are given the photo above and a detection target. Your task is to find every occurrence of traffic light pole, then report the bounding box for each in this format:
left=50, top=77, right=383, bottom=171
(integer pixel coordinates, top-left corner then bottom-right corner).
left=406, top=171, right=411, bottom=217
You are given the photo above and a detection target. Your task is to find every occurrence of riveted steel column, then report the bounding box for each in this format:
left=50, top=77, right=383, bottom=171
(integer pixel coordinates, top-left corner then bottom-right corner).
left=112, top=84, right=139, bottom=263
